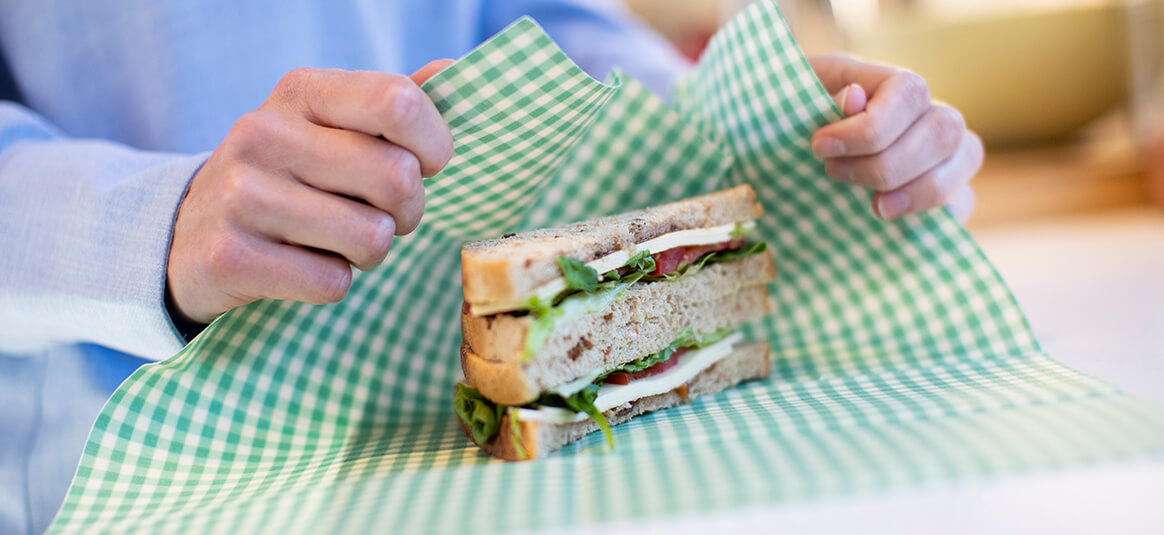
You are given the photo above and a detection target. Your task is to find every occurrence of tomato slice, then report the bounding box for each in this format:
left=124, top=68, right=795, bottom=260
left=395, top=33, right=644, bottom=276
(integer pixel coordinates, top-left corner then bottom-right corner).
left=605, top=348, right=689, bottom=385
left=649, top=238, right=745, bottom=276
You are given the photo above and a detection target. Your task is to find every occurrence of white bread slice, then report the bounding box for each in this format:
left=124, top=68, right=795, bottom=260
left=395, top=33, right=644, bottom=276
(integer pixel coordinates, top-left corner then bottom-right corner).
left=458, top=342, right=770, bottom=461
left=461, top=185, right=763, bottom=311
left=462, top=252, right=775, bottom=405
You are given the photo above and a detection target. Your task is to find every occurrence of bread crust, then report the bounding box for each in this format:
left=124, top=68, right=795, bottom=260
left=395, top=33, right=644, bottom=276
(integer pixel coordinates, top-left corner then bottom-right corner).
left=461, top=185, right=763, bottom=310
left=461, top=252, right=775, bottom=405
left=456, top=342, right=771, bottom=461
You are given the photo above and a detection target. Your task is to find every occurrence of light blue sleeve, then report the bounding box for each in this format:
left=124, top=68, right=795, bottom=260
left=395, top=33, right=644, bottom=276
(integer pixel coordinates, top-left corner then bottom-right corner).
left=0, top=102, right=208, bottom=360
left=480, top=0, right=693, bottom=100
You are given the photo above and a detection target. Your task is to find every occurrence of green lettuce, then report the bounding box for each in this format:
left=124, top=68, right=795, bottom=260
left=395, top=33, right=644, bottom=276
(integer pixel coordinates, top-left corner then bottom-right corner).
left=599, top=327, right=734, bottom=377
left=728, top=222, right=752, bottom=240
left=456, top=327, right=736, bottom=449
left=453, top=384, right=504, bottom=445
left=556, top=256, right=598, bottom=293
left=531, top=243, right=764, bottom=317
left=507, top=407, right=528, bottom=460
left=555, top=383, right=613, bottom=449
left=554, top=250, right=655, bottom=301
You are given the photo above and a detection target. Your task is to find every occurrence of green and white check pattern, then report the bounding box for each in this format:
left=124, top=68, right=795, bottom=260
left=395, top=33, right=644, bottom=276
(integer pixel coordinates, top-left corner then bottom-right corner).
left=50, top=2, right=1164, bottom=533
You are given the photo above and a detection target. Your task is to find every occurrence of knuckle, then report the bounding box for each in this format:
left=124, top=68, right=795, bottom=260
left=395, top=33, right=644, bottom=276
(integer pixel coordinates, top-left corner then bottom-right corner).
left=317, top=264, right=352, bottom=304
left=203, top=234, right=247, bottom=283
left=435, top=129, right=455, bottom=171
left=856, top=126, right=890, bottom=153
left=378, top=76, right=423, bottom=125
left=897, top=71, right=931, bottom=110
left=382, top=150, right=423, bottom=201
left=218, top=168, right=261, bottom=212
left=931, top=106, right=966, bottom=153
left=862, top=157, right=898, bottom=191
left=353, top=215, right=396, bottom=269
left=920, top=177, right=949, bottom=209
left=967, top=130, right=986, bottom=169
left=903, top=170, right=953, bottom=213
left=274, top=67, right=317, bottom=102
left=395, top=189, right=426, bottom=235
left=228, top=111, right=280, bottom=156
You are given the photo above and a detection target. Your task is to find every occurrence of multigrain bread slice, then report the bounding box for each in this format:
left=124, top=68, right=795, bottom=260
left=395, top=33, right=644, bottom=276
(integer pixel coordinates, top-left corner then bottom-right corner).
left=458, top=342, right=770, bottom=461
left=461, top=185, right=763, bottom=311
left=461, top=252, right=776, bottom=405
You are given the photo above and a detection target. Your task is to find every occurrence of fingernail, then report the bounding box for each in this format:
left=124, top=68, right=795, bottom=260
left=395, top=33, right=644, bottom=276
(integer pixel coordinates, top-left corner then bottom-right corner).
left=837, top=85, right=851, bottom=113
left=876, top=192, right=911, bottom=219
left=812, top=137, right=845, bottom=159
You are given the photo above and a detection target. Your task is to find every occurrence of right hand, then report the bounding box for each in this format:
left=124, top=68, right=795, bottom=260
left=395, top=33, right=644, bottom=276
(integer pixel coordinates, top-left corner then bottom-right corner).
left=167, top=60, right=454, bottom=324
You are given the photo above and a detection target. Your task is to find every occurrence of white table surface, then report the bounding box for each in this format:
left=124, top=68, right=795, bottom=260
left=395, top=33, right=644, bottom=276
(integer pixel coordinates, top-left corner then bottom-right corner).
left=971, top=207, right=1164, bottom=408
left=548, top=208, right=1164, bottom=535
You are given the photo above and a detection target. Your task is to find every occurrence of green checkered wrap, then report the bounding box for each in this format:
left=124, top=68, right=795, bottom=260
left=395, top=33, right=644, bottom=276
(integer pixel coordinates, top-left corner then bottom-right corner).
left=49, top=2, right=1164, bottom=533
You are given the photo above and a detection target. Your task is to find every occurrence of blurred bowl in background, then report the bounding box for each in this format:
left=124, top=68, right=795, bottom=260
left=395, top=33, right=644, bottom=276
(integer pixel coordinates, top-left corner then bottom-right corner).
left=846, top=3, right=1130, bottom=148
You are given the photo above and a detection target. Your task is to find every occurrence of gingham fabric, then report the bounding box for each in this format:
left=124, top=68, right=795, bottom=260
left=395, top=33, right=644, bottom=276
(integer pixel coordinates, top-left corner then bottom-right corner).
left=49, top=2, right=1164, bottom=533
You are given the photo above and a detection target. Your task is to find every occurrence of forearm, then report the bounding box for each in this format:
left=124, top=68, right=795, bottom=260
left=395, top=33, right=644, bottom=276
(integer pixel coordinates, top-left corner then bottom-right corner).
left=0, top=102, right=206, bottom=359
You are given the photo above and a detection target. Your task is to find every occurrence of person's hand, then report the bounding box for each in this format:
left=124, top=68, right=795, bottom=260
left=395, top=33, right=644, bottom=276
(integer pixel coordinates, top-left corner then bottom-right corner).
left=808, top=54, right=982, bottom=223
left=167, top=60, right=454, bottom=324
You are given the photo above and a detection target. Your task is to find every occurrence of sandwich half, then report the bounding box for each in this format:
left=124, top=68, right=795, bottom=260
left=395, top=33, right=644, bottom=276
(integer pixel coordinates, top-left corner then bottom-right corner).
left=454, top=185, right=774, bottom=460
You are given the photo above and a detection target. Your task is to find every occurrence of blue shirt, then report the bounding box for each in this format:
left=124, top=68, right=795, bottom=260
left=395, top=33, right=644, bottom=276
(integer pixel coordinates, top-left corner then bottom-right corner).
left=0, top=2, right=689, bottom=532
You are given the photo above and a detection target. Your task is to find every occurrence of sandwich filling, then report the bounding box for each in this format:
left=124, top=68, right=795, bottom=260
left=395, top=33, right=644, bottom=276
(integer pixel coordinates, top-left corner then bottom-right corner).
left=469, top=220, right=759, bottom=316
left=455, top=329, right=742, bottom=453
left=518, top=226, right=767, bottom=360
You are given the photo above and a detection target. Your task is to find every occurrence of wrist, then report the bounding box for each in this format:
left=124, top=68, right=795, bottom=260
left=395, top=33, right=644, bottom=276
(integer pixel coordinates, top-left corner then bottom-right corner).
left=164, top=280, right=208, bottom=343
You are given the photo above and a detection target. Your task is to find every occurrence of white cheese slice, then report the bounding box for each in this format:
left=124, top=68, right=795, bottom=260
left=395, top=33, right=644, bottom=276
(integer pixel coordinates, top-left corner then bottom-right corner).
left=469, top=220, right=755, bottom=316
left=515, top=332, right=744, bottom=424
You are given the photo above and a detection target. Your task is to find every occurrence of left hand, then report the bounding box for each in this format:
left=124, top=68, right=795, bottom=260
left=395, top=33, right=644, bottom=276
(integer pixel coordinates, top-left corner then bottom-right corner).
left=808, top=54, right=983, bottom=223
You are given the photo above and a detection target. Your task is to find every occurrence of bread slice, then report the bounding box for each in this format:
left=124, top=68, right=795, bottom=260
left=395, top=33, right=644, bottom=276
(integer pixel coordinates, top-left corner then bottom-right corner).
left=458, top=342, right=770, bottom=461
left=461, top=252, right=775, bottom=405
left=461, top=185, right=763, bottom=311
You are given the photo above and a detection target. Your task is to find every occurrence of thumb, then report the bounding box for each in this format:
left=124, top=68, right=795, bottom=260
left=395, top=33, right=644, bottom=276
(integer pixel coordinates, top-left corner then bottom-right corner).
left=832, top=83, right=868, bottom=117
left=410, top=59, right=454, bottom=86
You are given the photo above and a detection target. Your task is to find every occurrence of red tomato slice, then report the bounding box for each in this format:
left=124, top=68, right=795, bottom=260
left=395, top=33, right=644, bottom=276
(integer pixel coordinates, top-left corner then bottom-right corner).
left=649, top=238, right=746, bottom=276
left=605, top=348, right=689, bottom=385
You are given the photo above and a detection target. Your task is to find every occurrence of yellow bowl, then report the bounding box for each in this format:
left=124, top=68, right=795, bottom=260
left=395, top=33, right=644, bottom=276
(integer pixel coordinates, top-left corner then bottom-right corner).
left=847, top=3, right=1131, bottom=148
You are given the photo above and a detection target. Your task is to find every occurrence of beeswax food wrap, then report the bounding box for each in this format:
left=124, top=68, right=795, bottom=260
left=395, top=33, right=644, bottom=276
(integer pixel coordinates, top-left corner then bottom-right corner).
left=50, top=1, right=1164, bottom=533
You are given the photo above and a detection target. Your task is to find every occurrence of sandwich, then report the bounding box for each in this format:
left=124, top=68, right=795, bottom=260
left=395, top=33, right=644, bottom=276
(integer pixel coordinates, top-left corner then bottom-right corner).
left=453, top=185, right=775, bottom=460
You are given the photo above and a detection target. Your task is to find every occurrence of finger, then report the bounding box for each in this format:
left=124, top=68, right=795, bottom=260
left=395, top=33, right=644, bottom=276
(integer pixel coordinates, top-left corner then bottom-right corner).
left=242, top=178, right=399, bottom=271
left=831, top=83, right=868, bottom=117
left=809, top=54, right=897, bottom=94
left=204, top=232, right=354, bottom=306
left=241, top=239, right=355, bottom=305
left=268, top=68, right=453, bottom=176
left=812, top=70, right=932, bottom=158
left=946, top=185, right=976, bottom=224
left=410, top=59, right=454, bottom=86
left=824, top=104, right=967, bottom=191
left=871, top=131, right=984, bottom=220
left=265, top=120, right=425, bottom=234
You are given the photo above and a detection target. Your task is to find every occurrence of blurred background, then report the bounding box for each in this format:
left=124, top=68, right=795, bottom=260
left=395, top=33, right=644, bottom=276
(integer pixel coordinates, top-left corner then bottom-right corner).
left=627, top=0, right=1164, bottom=404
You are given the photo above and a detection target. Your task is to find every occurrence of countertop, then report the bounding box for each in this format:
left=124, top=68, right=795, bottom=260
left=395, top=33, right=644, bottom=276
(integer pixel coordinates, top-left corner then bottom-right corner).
left=971, top=207, right=1164, bottom=407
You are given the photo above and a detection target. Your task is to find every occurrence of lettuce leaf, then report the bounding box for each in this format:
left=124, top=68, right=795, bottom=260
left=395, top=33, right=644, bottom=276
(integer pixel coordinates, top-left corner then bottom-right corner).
left=704, top=240, right=766, bottom=263
left=729, top=222, right=752, bottom=240
left=454, top=384, right=504, bottom=445
left=507, top=407, right=528, bottom=460
left=540, top=242, right=763, bottom=314
left=558, top=383, right=613, bottom=449
left=600, top=327, right=734, bottom=376
left=556, top=256, right=599, bottom=293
